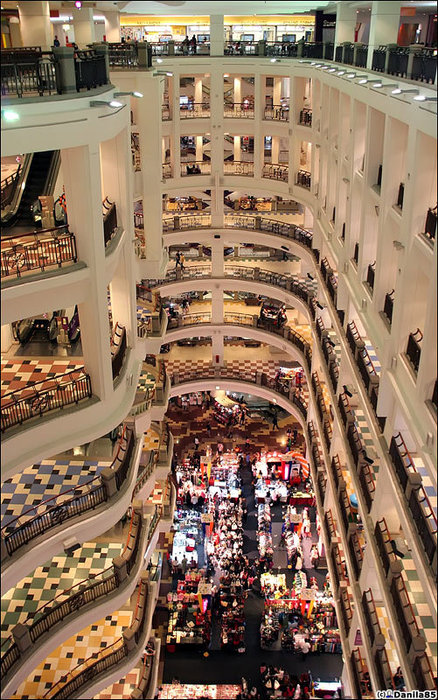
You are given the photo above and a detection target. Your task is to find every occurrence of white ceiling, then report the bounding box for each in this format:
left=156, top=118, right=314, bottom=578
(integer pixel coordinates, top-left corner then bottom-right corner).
left=109, top=1, right=333, bottom=15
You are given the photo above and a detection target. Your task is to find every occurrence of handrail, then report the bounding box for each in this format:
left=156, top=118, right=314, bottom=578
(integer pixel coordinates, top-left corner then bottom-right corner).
left=1, top=508, right=145, bottom=685
left=1, top=428, right=134, bottom=557
left=1, top=227, right=78, bottom=279
left=1, top=367, right=92, bottom=433
left=43, top=576, right=149, bottom=699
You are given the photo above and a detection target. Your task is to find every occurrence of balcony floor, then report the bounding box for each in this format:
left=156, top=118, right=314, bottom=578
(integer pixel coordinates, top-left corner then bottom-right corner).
left=1, top=456, right=112, bottom=535
left=1, top=356, right=85, bottom=398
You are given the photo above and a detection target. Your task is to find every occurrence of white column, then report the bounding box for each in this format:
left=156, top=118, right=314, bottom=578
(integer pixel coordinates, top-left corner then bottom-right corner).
left=210, top=15, right=224, bottom=57
left=72, top=7, right=96, bottom=47
left=273, top=77, right=282, bottom=107
left=61, top=145, right=114, bottom=401
left=334, top=2, right=357, bottom=49
left=234, top=77, right=242, bottom=106
left=234, top=136, right=241, bottom=162
left=9, top=19, right=23, bottom=47
left=1, top=324, right=14, bottom=353
left=212, top=334, right=224, bottom=366
left=211, top=288, right=224, bottom=323
left=17, top=1, right=51, bottom=50
left=104, top=10, right=120, bottom=42
left=367, top=1, right=402, bottom=69
left=210, top=68, right=225, bottom=226
left=272, top=135, right=280, bottom=165
left=136, top=73, right=164, bottom=269
left=211, top=238, right=225, bottom=277
left=194, top=77, right=203, bottom=105
left=254, top=73, right=263, bottom=180
left=195, top=135, right=204, bottom=162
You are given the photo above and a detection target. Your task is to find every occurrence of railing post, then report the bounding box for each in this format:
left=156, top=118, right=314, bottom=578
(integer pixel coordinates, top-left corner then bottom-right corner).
left=167, top=40, right=175, bottom=56
left=255, top=216, right=262, bottom=230
left=372, top=633, right=386, bottom=652
left=92, top=43, right=110, bottom=83
left=408, top=636, right=427, bottom=664
left=387, top=558, right=403, bottom=582
left=137, top=42, right=152, bottom=68
left=12, top=623, right=31, bottom=654
left=385, top=44, right=396, bottom=73
left=405, top=471, right=422, bottom=500
left=52, top=47, right=76, bottom=94
left=257, top=40, right=266, bottom=56
left=113, top=555, right=128, bottom=584
left=101, top=467, right=117, bottom=498
left=122, top=626, right=136, bottom=652
left=407, top=45, right=421, bottom=79
left=1, top=536, right=8, bottom=562
left=253, top=267, right=260, bottom=280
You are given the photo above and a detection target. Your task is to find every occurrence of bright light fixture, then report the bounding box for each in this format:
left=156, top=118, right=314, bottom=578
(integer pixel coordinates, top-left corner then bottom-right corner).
left=346, top=73, right=356, bottom=78
left=358, top=78, right=371, bottom=84
left=2, top=110, right=19, bottom=121
left=156, top=58, right=163, bottom=64
left=391, top=88, right=419, bottom=95
left=337, top=70, right=346, bottom=75
left=373, top=83, right=398, bottom=89
left=328, top=68, right=336, bottom=73
left=414, top=95, right=437, bottom=102
left=89, top=100, right=122, bottom=108
left=113, top=91, right=143, bottom=98
left=109, top=100, right=123, bottom=107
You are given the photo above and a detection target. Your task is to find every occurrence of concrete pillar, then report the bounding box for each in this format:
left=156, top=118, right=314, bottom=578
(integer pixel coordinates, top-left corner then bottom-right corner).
left=234, top=136, right=241, bottom=162
left=9, top=18, right=23, bottom=47
left=72, top=7, right=96, bottom=48
left=234, top=77, right=242, bottom=105
left=195, top=135, right=204, bottom=163
left=273, top=77, right=282, bottom=106
left=211, top=288, right=224, bottom=324
left=254, top=73, right=263, bottom=180
left=101, top=467, right=118, bottom=498
left=212, top=333, right=224, bottom=366
left=210, top=15, right=224, bottom=57
left=211, top=237, right=225, bottom=277
left=272, top=135, right=280, bottom=165
left=1, top=324, right=14, bottom=353
left=12, top=623, right=31, bottom=654
left=61, top=145, right=114, bottom=401
left=52, top=47, right=76, bottom=94
left=17, top=1, right=51, bottom=50
left=367, top=2, right=402, bottom=70
left=334, top=3, right=356, bottom=57
left=210, top=186, right=224, bottom=228
left=194, top=77, right=203, bottom=105
left=136, top=73, right=164, bottom=272
left=104, top=10, right=120, bottom=42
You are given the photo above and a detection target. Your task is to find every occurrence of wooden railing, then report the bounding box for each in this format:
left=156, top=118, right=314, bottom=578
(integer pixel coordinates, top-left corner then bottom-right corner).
left=1, top=428, right=134, bottom=557
left=111, top=323, right=127, bottom=381
left=1, top=367, right=92, bottom=433
left=1, top=226, right=78, bottom=279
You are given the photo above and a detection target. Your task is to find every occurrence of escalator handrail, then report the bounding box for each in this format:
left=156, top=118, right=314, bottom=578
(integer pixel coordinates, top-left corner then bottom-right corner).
left=43, top=150, right=61, bottom=198
left=0, top=154, right=33, bottom=223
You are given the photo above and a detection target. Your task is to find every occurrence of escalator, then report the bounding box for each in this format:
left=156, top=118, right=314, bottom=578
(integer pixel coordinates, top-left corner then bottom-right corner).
left=1, top=150, right=60, bottom=228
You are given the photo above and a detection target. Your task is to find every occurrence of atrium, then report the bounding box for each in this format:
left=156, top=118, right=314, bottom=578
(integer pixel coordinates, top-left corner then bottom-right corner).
left=0, top=1, right=437, bottom=699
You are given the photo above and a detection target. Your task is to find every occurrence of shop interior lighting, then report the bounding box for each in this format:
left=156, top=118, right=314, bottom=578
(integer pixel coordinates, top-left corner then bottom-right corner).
left=156, top=58, right=163, bottom=64
left=319, top=65, right=330, bottom=70
left=327, top=68, right=337, bottom=73
left=413, top=95, right=437, bottom=102
left=153, top=71, right=173, bottom=77
left=346, top=72, right=357, bottom=78
left=74, top=0, right=82, bottom=8
left=391, top=88, right=419, bottom=95
left=357, top=78, right=372, bottom=84
left=90, top=100, right=123, bottom=108
left=270, top=58, right=281, bottom=63
left=2, top=110, right=20, bottom=122
left=114, top=91, right=144, bottom=98
left=336, top=70, right=346, bottom=76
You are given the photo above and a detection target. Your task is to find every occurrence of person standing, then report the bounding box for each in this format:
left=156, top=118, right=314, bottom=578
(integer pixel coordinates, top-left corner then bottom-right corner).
left=181, top=555, right=188, bottom=574
left=53, top=35, right=60, bottom=47
left=180, top=253, right=185, bottom=271
left=190, top=34, right=197, bottom=54
left=300, top=638, right=311, bottom=662
left=272, top=412, right=279, bottom=430
left=175, top=250, right=181, bottom=269
left=194, top=436, right=200, bottom=451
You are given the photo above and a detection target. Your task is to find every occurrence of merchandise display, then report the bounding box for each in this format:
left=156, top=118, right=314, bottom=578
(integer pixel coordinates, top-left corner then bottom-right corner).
left=158, top=685, right=242, bottom=699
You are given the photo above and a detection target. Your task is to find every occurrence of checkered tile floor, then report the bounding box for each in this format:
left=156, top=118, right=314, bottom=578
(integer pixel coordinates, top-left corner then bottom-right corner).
left=11, top=610, right=133, bottom=699
left=364, top=341, right=381, bottom=376
left=375, top=604, right=401, bottom=675
left=1, top=458, right=112, bottom=535
left=399, top=553, right=437, bottom=672
left=351, top=407, right=380, bottom=476
left=412, top=456, right=437, bottom=519
left=137, top=305, right=152, bottom=325
left=1, top=358, right=85, bottom=398
left=95, top=669, right=142, bottom=699
left=137, top=367, right=157, bottom=395
left=1, top=541, right=123, bottom=642
left=143, top=425, right=161, bottom=452
left=147, top=481, right=167, bottom=507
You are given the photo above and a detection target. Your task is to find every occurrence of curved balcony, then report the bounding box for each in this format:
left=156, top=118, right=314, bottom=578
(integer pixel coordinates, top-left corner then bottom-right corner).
left=149, top=264, right=318, bottom=324
left=1, top=428, right=144, bottom=592
left=169, top=367, right=309, bottom=427
left=2, top=347, right=141, bottom=482
left=1, top=505, right=163, bottom=698
left=42, top=574, right=159, bottom=699
left=166, top=311, right=312, bottom=379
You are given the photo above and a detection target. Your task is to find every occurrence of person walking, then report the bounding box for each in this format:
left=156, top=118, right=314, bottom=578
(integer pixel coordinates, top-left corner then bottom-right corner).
left=53, top=35, right=60, bottom=47
left=190, top=34, right=197, bottom=54
left=180, top=253, right=185, bottom=271
left=300, top=637, right=311, bottom=662
left=175, top=250, right=181, bottom=269
left=181, top=555, right=188, bottom=574
left=272, top=412, right=279, bottom=430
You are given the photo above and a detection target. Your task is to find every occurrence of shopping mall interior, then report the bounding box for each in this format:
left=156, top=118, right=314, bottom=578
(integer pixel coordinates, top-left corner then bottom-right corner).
left=0, top=1, right=437, bottom=699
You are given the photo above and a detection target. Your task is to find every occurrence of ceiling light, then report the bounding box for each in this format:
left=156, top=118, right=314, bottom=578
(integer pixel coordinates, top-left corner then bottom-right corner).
left=114, top=91, right=143, bottom=98
left=413, top=95, right=437, bottom=102
left=358, top=78, right=371, bottom=84
left=270, top=58, right=280, bottom=63
left=74, top=0, right=82, bottom=8
left=391, top=88, right=419, bottom=95
left=320, top=65, right=329, bottom=70
left=156, top=58, right=163, bottom=64
left=328, top=68, right=336, bottom=73
left=372, top=82, right=398, bottom=89
left=337, top=70, right=346, bottom=76
left=299, top=60, right=312, bottom=64
left=90, top=100, right=123, bottom=108
left=215, top=386, right=220, bottom=390
left=346, top=73, right=356, bottom=78
left=314, top=63, right=322, bottom=68
left=2, top=110, right=19, bottom=122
